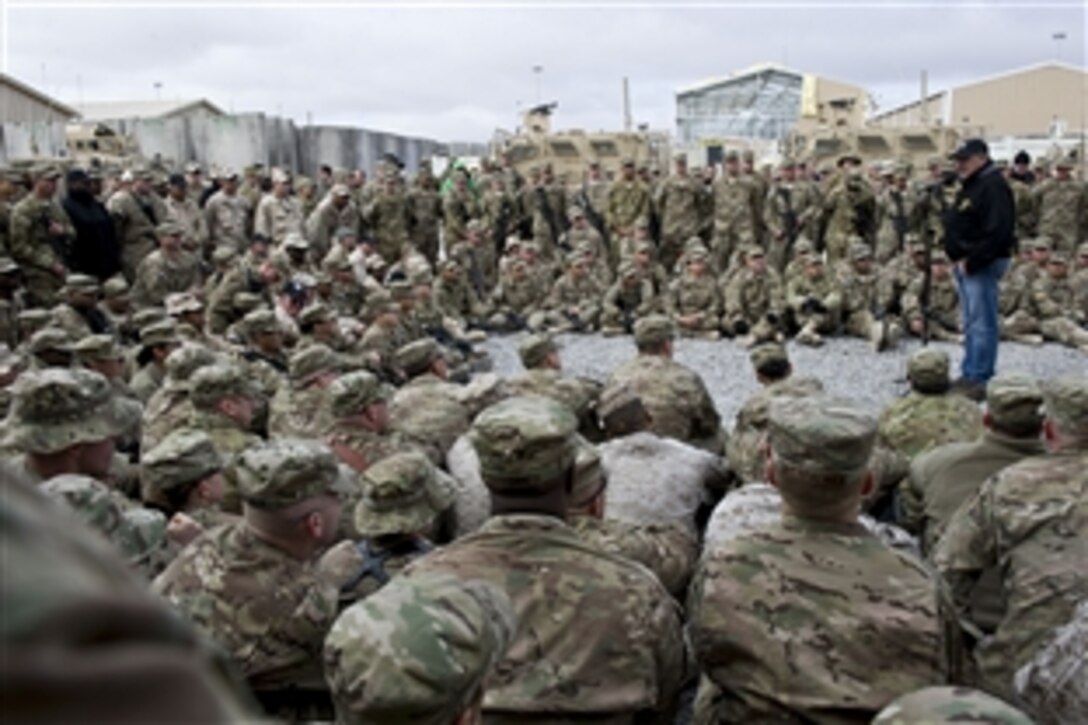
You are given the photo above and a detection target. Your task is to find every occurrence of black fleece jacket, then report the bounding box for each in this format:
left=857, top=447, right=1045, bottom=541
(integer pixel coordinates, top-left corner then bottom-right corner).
left=942, top=161, right=1015, bottom=275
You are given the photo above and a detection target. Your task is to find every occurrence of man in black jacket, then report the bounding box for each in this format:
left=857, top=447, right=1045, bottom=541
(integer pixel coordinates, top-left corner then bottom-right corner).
left=62, top=169, right=121, bottom=281
left=942, top=138, right=1015, bottom=400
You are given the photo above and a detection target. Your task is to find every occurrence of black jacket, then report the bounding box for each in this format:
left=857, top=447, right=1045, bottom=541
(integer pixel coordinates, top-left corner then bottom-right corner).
left=62, top=190, right=122, bottom=280
left=942, top=162, right=1015, bottom=275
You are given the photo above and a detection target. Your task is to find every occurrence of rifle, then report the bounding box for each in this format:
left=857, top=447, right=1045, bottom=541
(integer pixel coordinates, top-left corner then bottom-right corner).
left=578, top=188, right=611, bottom=256
left=561, top=310, right=587, bottom=333
left=891, top=190, right=907, bottom=255
left=493, top=196, right=512, bottom=258
left=536, top=186, right=561, bottom=250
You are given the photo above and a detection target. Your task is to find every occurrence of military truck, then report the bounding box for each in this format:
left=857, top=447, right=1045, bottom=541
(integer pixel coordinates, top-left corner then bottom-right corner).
left=783, top=125, right=970, bottom=170
left=65, top=123, right=138, bottom=170
left=491, top=104, right=670, bottom=181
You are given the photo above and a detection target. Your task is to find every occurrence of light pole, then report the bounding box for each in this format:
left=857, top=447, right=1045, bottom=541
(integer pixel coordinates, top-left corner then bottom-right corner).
left=532, top=65, right=543, bottom=105
left=153, top=81, right=163, bottom=100
left=1052, top=32, right=1066, bottom=62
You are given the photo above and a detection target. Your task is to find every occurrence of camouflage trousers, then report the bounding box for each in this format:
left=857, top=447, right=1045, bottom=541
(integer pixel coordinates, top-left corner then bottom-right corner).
left=674, top=312, right=721, bottom=339
left=766, top=236, right=790, bottom=273
left=1040, top=316, right=1088, bottom=348
left=712, top=220, right=755, bottom=273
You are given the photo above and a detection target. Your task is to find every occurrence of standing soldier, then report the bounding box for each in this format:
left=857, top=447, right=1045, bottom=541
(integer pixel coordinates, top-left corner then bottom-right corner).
left=658, top=153, right=705, bottom=271
left=8, top=164, right=73, bottom=307
left=442, top=169, right=482, bottom=250
left=1034, top=153, right=1086, bottom=254
left=606, top=159, right=651, bottom=267
left=305, top=184, right=357, bottom=265
left=822, top=156, right=877, bottom=264
left=578, top=160, right=611, bottom=243
left=711, top=151, right=759, bottom=273
left=107, top=166, right=167, bottom=282
left=407, top=163, right=443, bottom=266
left=164, top=173, right=209, bottom=257
left=364, top=174, right=412, bottom=267
left=203, top=169, right=249, bottom=253
left=875, top=163, right=916, bottom=264
left=764, top=158, right=817, bottom=273
left=254, top=168, right=303, bottom=247
left=741, top=148, right=768, bottom=244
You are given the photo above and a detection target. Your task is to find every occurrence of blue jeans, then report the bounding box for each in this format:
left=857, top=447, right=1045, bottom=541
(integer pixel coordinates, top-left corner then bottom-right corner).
left=954, top=257, right=1010, bottom=384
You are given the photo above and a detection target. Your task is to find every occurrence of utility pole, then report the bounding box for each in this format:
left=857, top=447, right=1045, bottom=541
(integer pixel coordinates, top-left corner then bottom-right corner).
left=622, top=76, right=632, bottom=132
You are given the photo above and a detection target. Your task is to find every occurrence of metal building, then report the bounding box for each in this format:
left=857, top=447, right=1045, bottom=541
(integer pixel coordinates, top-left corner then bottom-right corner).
left=0, top=72, right=80, bottom=123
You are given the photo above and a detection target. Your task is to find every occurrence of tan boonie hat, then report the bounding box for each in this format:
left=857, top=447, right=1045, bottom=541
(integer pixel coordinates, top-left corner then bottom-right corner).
left=330, top=183, right=351, bottom=198
left=71, top=334, right=123, bottom=363
left=28, top=327, right=73, bottom=356
left=873, top=686, right=1032, bottom=725
left=749, top=341, right=789, bottom=372
left=768, top=394, right=877, bottom=474
left=141, top=429, right=224, bottom=503
left=328, top=370, right=390, bottom=418
left=189, top=363, right=256, bottom=409
left=324, top=573, right=514, bottom=725
left=849, top=241, right=873, bottom=261
left=396, top=339, right=441, bottom=378
left=3, top=369, right=137, bottom=454
left=907, top=348, right=950, bottom=390
left=132, top=307, right=168, bottom=330
left=518, top=333, right=557, bottom=370
left=165, top=292, right=204, bottom=316
left=211, top=245, right=238, bottom=265
left=62, top=274, right=100, bottom=296
left=1042, top=375, right=1088, bottom=437
left=236, top=438, right=350, bottom=510
left=298, top=302, right=333, bottom=328
left=633, top=315, right=675, bottom=348
left=283, top=233, right=309, bottom=251
left=242, top=309, right=280, bottom=338
left=471, top=394, right=578, bottom=493
left=155, top=221, right=183, bottom=238
left=353, top=451, right=444, bottom=537
left=139, top=319, right=179, bottom=349
left=289, top=343, right=346, bottom=385
left=163, top=344, right=220, bottom=394
left=985, top=374, right=1043, bottom=431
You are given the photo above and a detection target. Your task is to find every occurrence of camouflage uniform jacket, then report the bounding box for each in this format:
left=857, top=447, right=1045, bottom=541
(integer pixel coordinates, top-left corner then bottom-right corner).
left=570, top=515, right=697, bottom=598
left=107, top=189, right=165, bottom=267
left=9, top=195, right=74, bottom=275
left=207, top=262, right=274, bottom=334
left=403, top=514, right=686, bottom=721
left=442, top=188, right=482, bottom=244
left=51, top=302, right=112, bottom=340
left=268, top=384, right=332, bottom=440
left=603, top=278, right=657, bottom=318
left=389, top=376, right=470, bottom=465
left=1034, top=177, right=1086, bottom=251
left=903, top=275, right=960, bottom=330
left=722, top=268, right=784, bottom=323
left=546, top=272, right=603, bottom=319
left=666, top=272, right=721, bottom=320
left=152, top=523, right=339, bottom=693
left=836, top=263, right=880, bottom=314
left=935, top=449, right=1088, bottom=698
left=131, top=249, right=202, bottom=309
left=877, top=392, right=983, bottom=461
left=726, top=376, right=824, bottom=484
left=605, top=355, right=722, bottom=451
left=183, top=410, right=262, bottom=513
left=689, top=515, right=961, bottom=724
left=203, top=190, right=249, bottom=251
left=253, top=193, right=303, bottom=246
left=711, top=175, right=759, bottom=234
left=504, top=369, right=594, bottom=423
left=658, top=174, right=705, bottom=242
left=305, top=197, right=359, bottom=261
left=165, top=195, right=209, bottom=249
left=1029, top=274, right=1077, bottom=320
left=141, top=390, right=195, bottom=454
left=786, top=271, right=843, bottom=314
left=433, top=275, right=486, bottom=322
left=363, top=191, right=411, bottom=264
left=607, top=179, right=651, bottom=234
left=130, top=363, right=166, bottom=404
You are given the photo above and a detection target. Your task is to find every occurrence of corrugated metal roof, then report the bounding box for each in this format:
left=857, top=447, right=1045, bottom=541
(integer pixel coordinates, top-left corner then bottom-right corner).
left=74, top=98, right=225, bottom=121
left=676, top=62, right=800, bottom=96
left=0, top=72, right=81, bottom=118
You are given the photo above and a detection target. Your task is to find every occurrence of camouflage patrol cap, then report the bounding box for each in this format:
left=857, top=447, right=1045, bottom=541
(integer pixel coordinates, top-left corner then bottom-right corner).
left=388, top=280, right=414, bottom=301
left=139, top=319, right=179, bottom=349
left=236, top=438, right=350, bottom=510
left=270, top=167, right=291, bottom=184
left=907, top=348, right=950, bottom=390
left=211, top=245, right=238, bottom=265
left=164, top=291, right=204, bottom=316
left=849, top=241, right=873, bottom=261
left=71, top=334, right=123, bottom=363
left=745, top=244, right=766, bottom=259
left=163, top=344, right=220, bottom=393
left=471, top=395, right=579, bottom=492
left=155, top=221, right=183, bottom=238
left=283, top=232, right=309, bottom=251
left=437, top=258, right=460, bottom=274
left=768, top=394, right=877, bottom=474
left=242, top=308, right=280, bottom=338
left=1042, top=375, right=1088, bottom=437
left=504, top=235, right=524, bottom=251
left=621, top=157, right=635, bottom=167
left=985, top=374, right=1043, bottom=432
left=363, top=290, right=398, bottom=321
left=396, top=339, right=442, bottom=378
left=298, top=302, right=333, bottom=328
left=328, top=370, right=390, bottom=418
left=16, top=309, right=52, bottom=333
left=518, top=333, right=557, bottom=369
left=353, top=450, right=444, bottom=537
left=131, top=307, right=168, bottom=329
left=633, top=315, right=675, bottom=348
left=1055, top=153, right=1076, bottom=169
left=27, top=327, right=73, bottom=357
left=324, top=573, right=514, bottom=725
left=330, top=183, right=351, bottom=198
left=749, top=341, right=789, bottom=372
left=618, top=260, right=640, bottom=280
left=873, top=686, right=1032, bottom=725
left=1031, top=236, right=1053, bottom=251
left=793, top=237, right=814, bottom=254
left=189, top=363, right=256, bottom=409
left=1048, top=251, right=1070, bottom=266
left=141, top=430, right=223, bottom=503
left=101, top=275, right=130, bottom=299
left=62, top=274, right=100, bottom=296
left=232, top=291, right=265, bottom=314
left=567, top=205, right=586, bottom=221
left=0, top=256, right=18, bottom=274
left=3, top=368, right=138, bottom=453
left=289, top=343, right=346, bottom=385
left=571, top=436, right=606, bottom=506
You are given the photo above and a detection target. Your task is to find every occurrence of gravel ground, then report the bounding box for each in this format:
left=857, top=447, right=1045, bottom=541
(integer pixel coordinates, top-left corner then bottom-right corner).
left=483, top=333, right=1086, bottom=429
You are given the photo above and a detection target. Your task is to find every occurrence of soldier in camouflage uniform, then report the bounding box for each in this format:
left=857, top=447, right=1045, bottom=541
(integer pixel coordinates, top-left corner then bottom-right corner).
left=606, top=159, right=651, bottom=265
left=364, top=174, right=412, bottom=266
left=504, top=334, right=597, bottom=435
left=108, top=167, right=167, bottom=282
left=164, top=174, right=209, bottom=255
left=603, top=315, right=724, bottom=453
left=873, top=687, right=1031, bottom=725
left=140, top=429, right=232, bottom=545
left=711, top=151, right=760, bottom=272
left=935, top=375, right=1088, bottom=701
left=488, top=257, right=546, bottom=332
left=657, top=154, right=706, bottom=271
left=874, top=163, right=919, bottom=264
left=838, top=240, right=902, bottom=351
left=1026, top=253, right=1088, bottom=351
left=433, top=259, right=488, bottom=333
left=1033, top=154, right=1086, bottom=254
left=130, top=320, right=180, bottom=404
left=822, top=157, right=878, bottom=264
left=540, top=251, right=603, bottom=333
left=722, top=245, right=784, bottom=343
left=402, top=395, right=686, bottom=722
left=8, top=164, right=73, bottom=307
left=268, top=344, right=345, bottom=440
left=408, top=164, right=443, bottom=266
left=324, top=572, right=514, bottom=725
left=689, top=394, right=962, bottom=723
left=324, top=369, right=406, bottom=476
left=141, top=344, right=220, bottom=454
left=206, top=241, right=281, bottom=334
left=665, top=243, right=721, bottom=339
left=253, top=168, right=303, bottom=246
left=442, top=170, right=482, bottom=248
left=786, top=254, right=842, bottom=346
left=561, top=206, right=607, bottom=272
left=203, top=169, right=249, bottom=253
left=131, top=222, right=202, bottom=309
left=0, top=256, right=23, bottom=348
left=238, top=309, right=289, bottom=414
left=600, top=261, right=657, bottom=336
left=877, top=348, right=983, bottom=462
left=154, top=439, right=349, bottom=719
left=903, top=251, right=962, bottom=342
left=305, top=184, right=357, bottom=264
left=388, top=339, right=472, bottom=465
left=319, top=450, right=447, bottom=607
left=51, top=274, right=113, bottom=339
left=764, top=158, right=819, bottom=273
left=726, top=342, right=824, bottom=484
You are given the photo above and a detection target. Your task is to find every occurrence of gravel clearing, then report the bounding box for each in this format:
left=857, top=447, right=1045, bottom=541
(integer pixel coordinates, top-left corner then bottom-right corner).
left=483, top=334, right=1086, bottom=429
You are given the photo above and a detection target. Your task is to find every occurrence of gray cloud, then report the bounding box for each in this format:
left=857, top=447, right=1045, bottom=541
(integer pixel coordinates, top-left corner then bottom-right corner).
left=6, top=1, right=1084, bottom=142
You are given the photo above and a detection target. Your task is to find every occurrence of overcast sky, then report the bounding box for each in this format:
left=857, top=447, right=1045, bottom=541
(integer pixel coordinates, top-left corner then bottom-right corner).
left=4, top=0, right=1084, bottom=142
